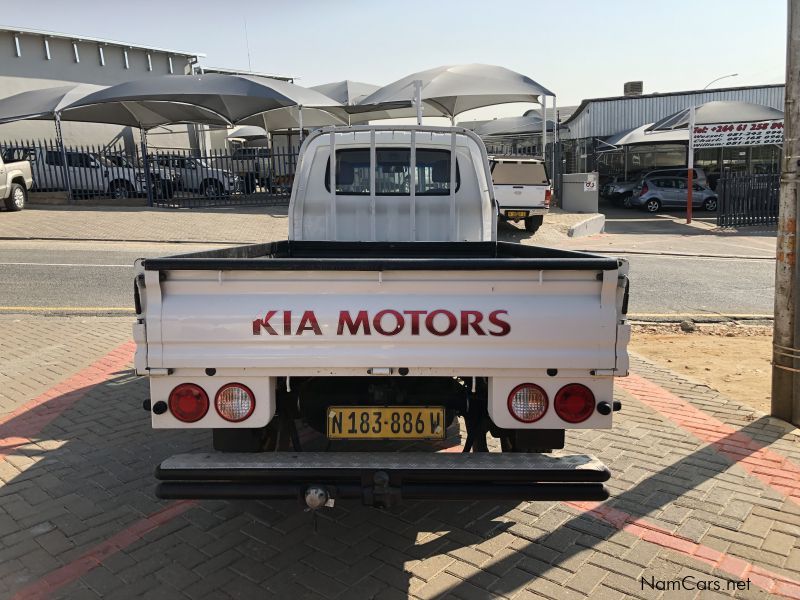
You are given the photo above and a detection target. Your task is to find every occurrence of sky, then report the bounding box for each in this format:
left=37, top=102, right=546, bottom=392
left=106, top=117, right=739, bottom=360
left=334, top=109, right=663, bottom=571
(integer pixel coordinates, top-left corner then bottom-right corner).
left=1, top=0, right=788, bottom=122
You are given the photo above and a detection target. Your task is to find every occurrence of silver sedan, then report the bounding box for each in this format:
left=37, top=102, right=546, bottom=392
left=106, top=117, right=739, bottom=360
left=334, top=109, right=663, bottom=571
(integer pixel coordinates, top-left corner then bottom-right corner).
left=630, top=176, right=718, bottom=213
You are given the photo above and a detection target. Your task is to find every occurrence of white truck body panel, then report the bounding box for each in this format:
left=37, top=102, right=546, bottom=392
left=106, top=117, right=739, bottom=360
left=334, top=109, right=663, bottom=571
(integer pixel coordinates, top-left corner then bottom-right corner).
left=491, top=158, right=550, bottom=219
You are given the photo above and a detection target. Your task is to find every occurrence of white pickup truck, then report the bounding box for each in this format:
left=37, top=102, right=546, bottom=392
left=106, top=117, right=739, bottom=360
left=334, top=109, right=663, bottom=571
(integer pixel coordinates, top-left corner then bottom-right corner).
left=0, top=150, right=33, bottom=211
left=135, top=126, right=629, bottom=508
left=490, top=157, right=551, bottom=233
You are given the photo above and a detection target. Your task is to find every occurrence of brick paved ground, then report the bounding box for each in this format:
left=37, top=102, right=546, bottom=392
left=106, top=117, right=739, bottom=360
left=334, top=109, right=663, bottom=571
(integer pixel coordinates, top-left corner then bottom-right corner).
left=1, top=315, right=799, bottom=599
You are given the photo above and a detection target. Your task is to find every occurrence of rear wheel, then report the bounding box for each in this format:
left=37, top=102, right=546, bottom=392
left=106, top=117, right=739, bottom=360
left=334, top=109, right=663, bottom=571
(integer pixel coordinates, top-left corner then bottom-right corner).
left=703, top=197, right=718, bottom=211
left=622, top=194, right=633, bottom=208
left=202, top=180, right=223, bottom=198
left=4, top=183, right=26, bottom=211
left=524, top=215, right=543, bottom=233
left=109, top=180, right=133, bottom=200
left=644, top=198, right=661, bottom=213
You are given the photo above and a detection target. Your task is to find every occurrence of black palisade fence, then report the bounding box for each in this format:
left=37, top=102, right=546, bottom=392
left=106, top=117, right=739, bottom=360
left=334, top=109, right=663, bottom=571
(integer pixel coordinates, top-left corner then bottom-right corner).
left=716, top=173, right=780, bottom=227
left=0, top=139, right=299, bottom=207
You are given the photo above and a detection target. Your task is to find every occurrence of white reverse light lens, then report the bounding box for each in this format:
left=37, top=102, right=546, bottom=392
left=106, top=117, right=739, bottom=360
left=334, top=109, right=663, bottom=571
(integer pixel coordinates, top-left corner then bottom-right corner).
left=215, top=384, right=255, bottom=422
left=507, top=384, right=548, bottom=423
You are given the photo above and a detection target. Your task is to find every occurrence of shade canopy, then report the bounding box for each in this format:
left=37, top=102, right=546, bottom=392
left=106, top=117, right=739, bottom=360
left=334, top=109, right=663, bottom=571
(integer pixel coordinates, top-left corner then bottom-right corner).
left=226, top=125, right=268, bottom=140
left=647, top=101, right=784, bottom=131
left=69, top=73, right=341, bottom=126
left=356, top=64, right=554, bottom=117
left=605, top=123, right=688, bottom=146
left=473, top=115, right=555, bottom=137
left=310, top=80, right=379, bottom=106
left=0, top=83, right=106, bottom=124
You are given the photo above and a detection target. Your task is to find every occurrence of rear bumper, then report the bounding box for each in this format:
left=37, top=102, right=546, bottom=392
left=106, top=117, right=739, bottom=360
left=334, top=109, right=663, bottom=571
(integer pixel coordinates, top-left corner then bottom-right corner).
left=155, top=451, right=610, bottom=506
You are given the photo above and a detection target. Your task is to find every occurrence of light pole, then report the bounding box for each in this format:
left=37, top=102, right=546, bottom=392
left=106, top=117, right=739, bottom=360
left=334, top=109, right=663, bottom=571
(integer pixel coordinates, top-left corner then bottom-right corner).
left=702, top=73, right=738, bottom=89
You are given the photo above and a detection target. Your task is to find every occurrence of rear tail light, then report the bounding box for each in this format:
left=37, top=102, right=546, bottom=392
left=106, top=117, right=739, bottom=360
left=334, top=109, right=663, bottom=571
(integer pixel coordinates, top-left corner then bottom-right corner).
left=168, top=383, right=209, bottom=423
left=640, top=184, right=648, bottom=196
left=544, top=188, right=552, bottom=207
left=215, top=383, right=255, bottom=422
left=554, top=384, right=595, bottom=423
left=507, top=383, right=548, bottom=423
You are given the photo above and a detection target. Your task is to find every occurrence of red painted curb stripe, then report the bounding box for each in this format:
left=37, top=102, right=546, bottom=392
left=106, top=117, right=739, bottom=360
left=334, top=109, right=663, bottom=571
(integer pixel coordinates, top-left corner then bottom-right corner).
left=617, top=373, right=800, bottom=505
left=566, top=500, right=800, bottom=599
left=0, top=340, right=136, bottom=461
left=11, top=500, right=197, bottom=600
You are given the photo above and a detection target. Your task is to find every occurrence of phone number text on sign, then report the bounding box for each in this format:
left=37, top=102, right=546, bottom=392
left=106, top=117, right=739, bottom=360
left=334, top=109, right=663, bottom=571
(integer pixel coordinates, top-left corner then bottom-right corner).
left=692, top=120, right=783, bottom=148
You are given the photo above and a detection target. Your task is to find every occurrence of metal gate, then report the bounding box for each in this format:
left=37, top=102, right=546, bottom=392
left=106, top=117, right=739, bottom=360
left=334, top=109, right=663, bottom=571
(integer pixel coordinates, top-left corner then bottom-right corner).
left=716, top=173, right=780, bottom=227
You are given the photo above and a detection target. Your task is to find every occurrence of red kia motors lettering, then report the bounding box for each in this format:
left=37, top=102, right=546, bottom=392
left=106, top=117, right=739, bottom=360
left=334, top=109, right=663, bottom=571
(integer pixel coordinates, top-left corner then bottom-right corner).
left=252, top=309, right=511, bottom=336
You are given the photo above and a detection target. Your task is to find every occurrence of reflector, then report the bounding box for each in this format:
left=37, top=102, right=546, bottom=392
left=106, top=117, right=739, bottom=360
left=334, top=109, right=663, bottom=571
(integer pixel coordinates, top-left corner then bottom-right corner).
left=168, top=384, right=209, bottom=423
left=554, top=384, right=595, bottom=423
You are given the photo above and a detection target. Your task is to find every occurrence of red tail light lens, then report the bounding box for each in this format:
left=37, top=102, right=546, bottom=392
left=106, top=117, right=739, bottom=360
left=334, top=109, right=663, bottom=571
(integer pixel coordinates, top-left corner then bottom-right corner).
left=168, top=384, right=209, bottom=423
left=507, top=383, right=548, bottom=423
left=544, top=189, right=552, bottom=207
left=215, top=383, right=256, bottom=422
left=554, top=384, right=595, bottom=423
left=640, top=184, right=648, bottom=196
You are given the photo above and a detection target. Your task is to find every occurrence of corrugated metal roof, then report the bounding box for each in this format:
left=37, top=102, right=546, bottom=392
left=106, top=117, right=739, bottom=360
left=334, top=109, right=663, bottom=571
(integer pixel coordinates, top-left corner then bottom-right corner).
left=0, top=25, right=204, bottom=58
left=561, top=84, right=784, bottom=140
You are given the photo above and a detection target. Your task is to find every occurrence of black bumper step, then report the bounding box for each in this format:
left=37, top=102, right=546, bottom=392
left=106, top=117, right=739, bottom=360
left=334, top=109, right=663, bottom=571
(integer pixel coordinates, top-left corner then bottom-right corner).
left=155, top=451, right=610, bottom=506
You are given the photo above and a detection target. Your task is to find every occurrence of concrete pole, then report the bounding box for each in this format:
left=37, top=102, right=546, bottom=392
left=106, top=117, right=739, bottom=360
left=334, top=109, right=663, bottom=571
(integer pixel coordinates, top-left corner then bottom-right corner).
left=772, top=0, right=800, bottom=425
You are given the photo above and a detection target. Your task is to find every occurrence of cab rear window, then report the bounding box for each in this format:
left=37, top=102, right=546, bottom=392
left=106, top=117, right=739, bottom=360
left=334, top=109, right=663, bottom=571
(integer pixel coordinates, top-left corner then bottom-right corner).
left=490, top=161, right=549, bottom=185
left=325, top=148, right=460, bottom=195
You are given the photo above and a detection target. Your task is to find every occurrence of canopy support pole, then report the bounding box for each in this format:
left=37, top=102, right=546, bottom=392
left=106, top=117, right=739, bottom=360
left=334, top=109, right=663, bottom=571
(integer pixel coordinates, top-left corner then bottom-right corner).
left=54, top=113, right=74, bottom=205
left=139, top=126, right=154, bottom=207
left=541, top=95, right=547, bottom=159
left=552, top=95, right=557, bottom=202
left=298, top=106, right=304, bottom=143
left=414, top=80, right=423, bottom=125
left=687, top=105, right=695, bottom=224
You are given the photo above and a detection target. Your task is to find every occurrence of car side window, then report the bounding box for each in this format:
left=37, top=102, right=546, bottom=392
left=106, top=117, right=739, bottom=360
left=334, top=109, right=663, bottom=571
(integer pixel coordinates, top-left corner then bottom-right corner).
left=675, top=179, right=687, bottom=190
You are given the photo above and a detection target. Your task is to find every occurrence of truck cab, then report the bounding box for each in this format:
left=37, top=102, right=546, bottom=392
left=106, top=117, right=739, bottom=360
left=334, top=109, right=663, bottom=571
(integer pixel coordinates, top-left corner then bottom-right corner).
left=138, top=126, right=629, bottom=508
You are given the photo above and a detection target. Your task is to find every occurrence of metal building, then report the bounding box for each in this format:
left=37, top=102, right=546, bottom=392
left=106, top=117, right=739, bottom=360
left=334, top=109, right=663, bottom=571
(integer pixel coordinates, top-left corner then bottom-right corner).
left=560, top=83, right=785, bottom=176
left=0, top=26, right=205, bottom=149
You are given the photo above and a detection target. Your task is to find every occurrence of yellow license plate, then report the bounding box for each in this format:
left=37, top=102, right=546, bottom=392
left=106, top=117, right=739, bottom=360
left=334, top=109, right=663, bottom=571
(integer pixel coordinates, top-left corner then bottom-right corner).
left=327, top=406, right=446, bottom=440
left=506, top=210, right=529, bottom=218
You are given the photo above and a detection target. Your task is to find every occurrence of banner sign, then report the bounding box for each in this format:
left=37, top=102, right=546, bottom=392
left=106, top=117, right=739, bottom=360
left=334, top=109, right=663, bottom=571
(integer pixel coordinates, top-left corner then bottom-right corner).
left=692, top=120, right=784, bottom=148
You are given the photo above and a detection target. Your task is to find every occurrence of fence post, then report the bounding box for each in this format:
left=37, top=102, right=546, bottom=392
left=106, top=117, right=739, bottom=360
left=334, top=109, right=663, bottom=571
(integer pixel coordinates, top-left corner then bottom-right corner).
left=139, top=127, right=153, bottom=207
left=53, top=113, right=74, bottom=204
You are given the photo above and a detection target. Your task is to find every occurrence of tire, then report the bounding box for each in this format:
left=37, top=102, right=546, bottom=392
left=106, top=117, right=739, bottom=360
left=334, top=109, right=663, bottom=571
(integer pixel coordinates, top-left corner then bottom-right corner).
left=622, top=195, right=633, bottom=208
left=109, top=180, right=133, bottom=200
left=4, top=183, right=26, bottom=211
left=202, top=180, right=223, bottom=199
left=703, top=197, right=718, bottom=212
left=644, top=198, right=661, bottom=213
left=524, top=214, right=543, bottom=233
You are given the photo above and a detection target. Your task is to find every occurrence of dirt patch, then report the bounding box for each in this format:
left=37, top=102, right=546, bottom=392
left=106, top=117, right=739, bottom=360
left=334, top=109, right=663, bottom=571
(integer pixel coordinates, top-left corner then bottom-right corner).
left=630, top=322, right=772, bottom=414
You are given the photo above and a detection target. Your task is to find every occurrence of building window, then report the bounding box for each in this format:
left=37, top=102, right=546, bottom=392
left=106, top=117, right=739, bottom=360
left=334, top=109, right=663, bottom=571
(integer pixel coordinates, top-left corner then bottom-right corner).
left=43, top=38, right=51, bottom=60
left=13, top=34, right=21, bottom=57
left=72, top=42, right=80, bottom=63
left=147, top=53, right=152, bottom=71
left=168, top=56, right=173, bottom=74
left=98, top=46, right=105, bottom=66
left=123, top=49, right=129, bottom=69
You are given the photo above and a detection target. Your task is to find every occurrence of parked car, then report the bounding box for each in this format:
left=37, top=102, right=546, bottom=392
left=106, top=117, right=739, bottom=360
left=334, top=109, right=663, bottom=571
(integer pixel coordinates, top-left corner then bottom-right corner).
left=101, top=154, right=179, bottom=199
left=212, top=147, right=270, bottom=194
left=153, top=154, right=240, bottom=198
left=0, top=149, right=33, bottom=211
left=630, top=176, right=718, bottom=213
left=2, top=146, right=146, bottom=198
left=489, top=157, right=551, bottom=233
left=603, top=168, right=708, bottom=207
